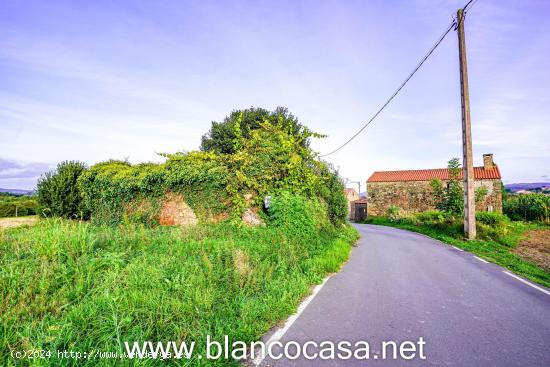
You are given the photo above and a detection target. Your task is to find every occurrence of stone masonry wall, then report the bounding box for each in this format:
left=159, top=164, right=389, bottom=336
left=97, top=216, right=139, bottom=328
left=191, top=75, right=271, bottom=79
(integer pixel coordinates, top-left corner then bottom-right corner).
left=367, top=179, right=502, bottom=216
left=474, top=179, right=503, bottom=213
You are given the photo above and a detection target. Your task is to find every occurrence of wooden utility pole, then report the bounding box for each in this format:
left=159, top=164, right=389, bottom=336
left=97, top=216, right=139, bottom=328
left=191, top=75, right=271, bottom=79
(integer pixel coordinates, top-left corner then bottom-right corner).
left=457, top=8, right=476, bottom=239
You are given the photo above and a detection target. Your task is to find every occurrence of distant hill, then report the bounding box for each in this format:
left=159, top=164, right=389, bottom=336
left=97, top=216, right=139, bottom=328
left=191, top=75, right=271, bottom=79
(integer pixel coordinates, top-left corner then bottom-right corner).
left=0, top=188, right=35, bottom=196
left=504, top=182, right=550, bottom=193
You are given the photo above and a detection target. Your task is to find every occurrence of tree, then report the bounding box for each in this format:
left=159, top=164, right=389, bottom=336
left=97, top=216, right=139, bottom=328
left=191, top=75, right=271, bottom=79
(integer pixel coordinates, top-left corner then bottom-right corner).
left=37, top=161, right=88, bottom=218
left=446, top=158, right=463, bottom=215
left=430, top=158, right=463, bottom=215
left=200, top=107, right=321, bottom=154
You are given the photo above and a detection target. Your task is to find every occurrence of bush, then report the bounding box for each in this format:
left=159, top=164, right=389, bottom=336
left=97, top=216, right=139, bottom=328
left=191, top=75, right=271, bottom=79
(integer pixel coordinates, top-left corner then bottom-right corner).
left=475, top=212, right=510, bottom=243
left=315, top=164, right=347, bottom=226
left=387, top=205, right=401, bottom=222
left=383, top=206, right=419, bottom=225
left=268, top=191, right=329, bottom=237
left=476, top=211, right=508, bottom=226
left=37, top=161, right=88, bottom=219
left=416, top=210, right=447, bottom=224
left=503, top=193, right=550, bottom=222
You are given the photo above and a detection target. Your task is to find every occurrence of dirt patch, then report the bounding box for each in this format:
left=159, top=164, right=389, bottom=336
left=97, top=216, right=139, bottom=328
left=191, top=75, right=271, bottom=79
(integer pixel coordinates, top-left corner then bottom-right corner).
left=513, top=230, right=550, bottom=272
left=0, top=216, right=38, bottom=230
left=242, top=208, right=262, bottom=226
left=159, top=193, right=198, bottom=227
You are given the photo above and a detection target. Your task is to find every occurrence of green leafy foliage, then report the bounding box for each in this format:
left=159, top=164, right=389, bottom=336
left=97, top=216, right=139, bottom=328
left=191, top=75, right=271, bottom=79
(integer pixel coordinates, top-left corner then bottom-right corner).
left=268, top=191, right=330, bottom=237
left=387, top=205, right=402, bottom=222
left=78, top=108, right=348, bottom=227
left=475, top=185, right=488, bottom=204
left=475, top=211, right=508, bottom=226
left=430, top=179, right=447, bottom=211
left=503, top=193, right=550, bottom=222
left=37, top=161, right=88, bottom=219
left=430, top=158, right=463, bottom=215
left=200, top=107, right=322, bottom=154
left=415, top=210, right=447, bottom=224
left=0, top=194, right=38, bottom=217
left=78, top=155, right=229, bottom=225
left=227, top=121, right=345, bottom=225
left=446, top=158, right=464, bottom=214
left=475, top=212, right=510, bottom=243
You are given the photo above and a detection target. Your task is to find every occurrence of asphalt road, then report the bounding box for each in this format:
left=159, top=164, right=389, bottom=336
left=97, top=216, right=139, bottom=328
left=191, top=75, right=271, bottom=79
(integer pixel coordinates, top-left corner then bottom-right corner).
left=260, top=224, right=550, bottom=367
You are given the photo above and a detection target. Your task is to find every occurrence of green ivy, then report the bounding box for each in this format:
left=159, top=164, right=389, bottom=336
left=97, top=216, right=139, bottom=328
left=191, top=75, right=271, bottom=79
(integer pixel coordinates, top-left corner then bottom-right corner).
left=78, top=110, right=347, bottom=227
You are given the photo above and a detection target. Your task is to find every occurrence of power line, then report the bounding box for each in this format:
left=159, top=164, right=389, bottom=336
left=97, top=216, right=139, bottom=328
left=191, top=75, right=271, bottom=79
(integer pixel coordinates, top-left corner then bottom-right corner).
left=320, top=0, right=479, bottom=158
left=319, top=21, right=455, bottom=157
left=464, top=0, right=479, bottom=14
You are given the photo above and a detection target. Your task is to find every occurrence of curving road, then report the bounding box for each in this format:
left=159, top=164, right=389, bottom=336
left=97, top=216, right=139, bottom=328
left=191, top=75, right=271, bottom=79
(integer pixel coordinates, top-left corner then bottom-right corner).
left=260, top=224, right=550, bottom=367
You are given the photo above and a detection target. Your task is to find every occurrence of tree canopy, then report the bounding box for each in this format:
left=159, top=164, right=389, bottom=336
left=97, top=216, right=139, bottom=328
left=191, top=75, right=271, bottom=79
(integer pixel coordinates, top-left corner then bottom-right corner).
left=200, top=106, right=321, bottom=154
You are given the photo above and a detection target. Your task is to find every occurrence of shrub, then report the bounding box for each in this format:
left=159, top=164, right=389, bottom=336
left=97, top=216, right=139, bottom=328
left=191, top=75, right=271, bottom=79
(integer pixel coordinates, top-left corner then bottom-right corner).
left=387, top=205, right=401, bottom=222
left=315, top=163, right=347, bottom=226
left=416, top=210, right=447, bottom=224
left=37, top=161, right=88, bottom=219
left=503, top=193, right=550, bottom=222
left=268, top=191, right=329, bottom=237
left=476, top=211, right=508, bottom=226
left=475, top=212, right=510, bottom=243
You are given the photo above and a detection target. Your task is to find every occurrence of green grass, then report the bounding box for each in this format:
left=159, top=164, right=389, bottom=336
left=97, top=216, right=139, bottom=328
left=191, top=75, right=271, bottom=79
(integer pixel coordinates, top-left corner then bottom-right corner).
left=365, top=216, right=550, bottom=288
left=0, top=219, right=358, bottom=366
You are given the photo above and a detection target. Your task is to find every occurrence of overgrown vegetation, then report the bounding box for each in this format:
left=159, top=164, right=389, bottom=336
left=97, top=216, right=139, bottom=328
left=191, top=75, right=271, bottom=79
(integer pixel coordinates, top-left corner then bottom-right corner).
left=1, top=213, right=357, bottom=365
left=429, top=157, right=488, bottom=215
left=2, top=107, right=357, bottom=366
left=37, top=161, right=89, bottom=219
left=364, top=210, right=549, bottom=287
left=78, top=108, right=347, bottom=227
left=0, top=193, right=37, bottom=217
left=503, top=193, right=550, bottom=223
left=200, top=106, right=320, bottom=155
left=430, top=158, right=464, bottom=214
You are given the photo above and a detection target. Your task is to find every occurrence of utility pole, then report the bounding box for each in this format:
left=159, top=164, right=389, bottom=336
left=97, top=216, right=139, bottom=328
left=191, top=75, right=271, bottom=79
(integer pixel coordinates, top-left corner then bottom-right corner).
left=457, top=8, right=476, bottom=239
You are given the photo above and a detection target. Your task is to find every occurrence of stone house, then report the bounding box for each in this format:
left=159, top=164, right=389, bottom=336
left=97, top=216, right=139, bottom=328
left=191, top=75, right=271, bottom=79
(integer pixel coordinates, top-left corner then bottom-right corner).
left=366, top=154, right=502, bottom=216
left=344, top=188, right=359, bottom=219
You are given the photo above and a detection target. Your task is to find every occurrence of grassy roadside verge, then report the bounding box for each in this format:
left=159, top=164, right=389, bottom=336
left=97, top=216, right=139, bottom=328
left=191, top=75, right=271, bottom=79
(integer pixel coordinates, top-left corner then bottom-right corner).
left=364, top=216, right=550, bottom=288
left=0, top=219, right=358, bottom=366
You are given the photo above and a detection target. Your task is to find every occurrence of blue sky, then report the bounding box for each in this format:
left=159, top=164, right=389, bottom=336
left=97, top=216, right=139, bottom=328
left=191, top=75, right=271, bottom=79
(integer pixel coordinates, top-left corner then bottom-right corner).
left=1, top=0, right=549, bottom=189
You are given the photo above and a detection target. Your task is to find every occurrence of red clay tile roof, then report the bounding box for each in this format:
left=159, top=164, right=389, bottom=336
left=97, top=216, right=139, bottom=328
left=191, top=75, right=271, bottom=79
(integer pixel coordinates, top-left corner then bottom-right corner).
left=351, top=198, right=369, bottom=204
left=367, top=166, right=501, bottom=182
